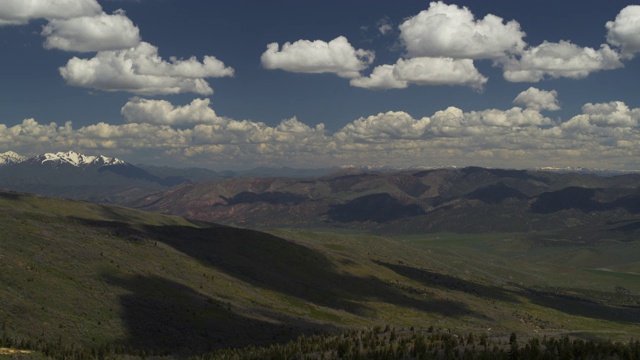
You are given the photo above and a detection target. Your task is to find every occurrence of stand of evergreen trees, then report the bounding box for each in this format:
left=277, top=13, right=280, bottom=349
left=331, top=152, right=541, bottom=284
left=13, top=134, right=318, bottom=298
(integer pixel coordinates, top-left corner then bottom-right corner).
left=196, top=327, right=640, bottom=360
left=2, top=327, right=640, bottom=359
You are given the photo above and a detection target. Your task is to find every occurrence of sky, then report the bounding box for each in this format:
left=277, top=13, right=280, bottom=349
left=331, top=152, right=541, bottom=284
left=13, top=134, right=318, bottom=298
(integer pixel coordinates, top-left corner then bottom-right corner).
left=1, top=0, right=640, bottom=170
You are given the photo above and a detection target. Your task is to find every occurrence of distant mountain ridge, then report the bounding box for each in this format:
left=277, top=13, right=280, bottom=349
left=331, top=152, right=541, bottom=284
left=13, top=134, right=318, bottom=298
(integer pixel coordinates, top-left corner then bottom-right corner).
left=132, top=166, right=640, bottom=239
left=3, top=150, right=640, bottom=238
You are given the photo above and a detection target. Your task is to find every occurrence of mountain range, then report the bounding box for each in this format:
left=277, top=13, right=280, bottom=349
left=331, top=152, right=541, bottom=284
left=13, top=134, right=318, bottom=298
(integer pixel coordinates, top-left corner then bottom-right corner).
left=0, top=151, right=336, bottom=203
left=132, top=166, right=640, bottom=240
left=3, top=150, right=640, bottom=240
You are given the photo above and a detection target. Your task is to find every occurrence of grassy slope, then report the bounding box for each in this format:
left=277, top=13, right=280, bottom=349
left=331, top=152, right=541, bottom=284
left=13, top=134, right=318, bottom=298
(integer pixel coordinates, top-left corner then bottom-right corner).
left=1, top=191, right=639, bottom=357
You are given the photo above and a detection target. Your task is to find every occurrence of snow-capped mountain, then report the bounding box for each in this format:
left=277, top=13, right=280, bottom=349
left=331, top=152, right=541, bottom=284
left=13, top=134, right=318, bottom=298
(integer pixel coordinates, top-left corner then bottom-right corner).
left=0, top=151, right=27, bottom=166
left=0, top=150, right=194, bottom=203
left=30, top=151, right=126, bottom=167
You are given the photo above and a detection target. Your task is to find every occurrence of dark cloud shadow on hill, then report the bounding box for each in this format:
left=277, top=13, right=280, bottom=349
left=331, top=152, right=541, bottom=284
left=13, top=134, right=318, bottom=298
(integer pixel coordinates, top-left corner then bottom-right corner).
left=377, top=261, right=640, bottom=325
left=97, top=204, right=137, bottom=223
left=327, top=193, right=425, bottom=223
left=147, top=224, right=474, bottom=318
left=375, top=261, right=519, bottom=303
left=523, top=288, right=640, bottom=325
left=104, top=273, right=332, bottom=355
left=72, top=217, right=475, bottom=320
left=531, top=187, right=640, bottom=214
left=607, top=220, right=640, bottom=233
left=0, top=191, right=22, bottom=200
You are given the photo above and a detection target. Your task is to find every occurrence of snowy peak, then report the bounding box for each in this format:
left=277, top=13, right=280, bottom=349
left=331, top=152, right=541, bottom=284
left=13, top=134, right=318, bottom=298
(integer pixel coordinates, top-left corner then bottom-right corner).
left=32, top=151, right=126, bottom=167
left=0, top=151, right=27, bottom=166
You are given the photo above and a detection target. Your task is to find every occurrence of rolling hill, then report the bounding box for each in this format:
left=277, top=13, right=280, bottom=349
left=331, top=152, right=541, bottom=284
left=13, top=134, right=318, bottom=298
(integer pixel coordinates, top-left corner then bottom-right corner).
left=1, top=190, right=639, bottom=358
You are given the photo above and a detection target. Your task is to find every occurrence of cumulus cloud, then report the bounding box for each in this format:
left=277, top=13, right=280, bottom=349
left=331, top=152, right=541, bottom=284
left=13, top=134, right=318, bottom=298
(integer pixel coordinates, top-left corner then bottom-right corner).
left=399, top=1, right=525, bottom=59
left=513, top=87, right=560, bottom=111
left=0, top=0, right=101, bottom=26
left=74, top=122, right=193, bottom=149
left=426, top=106, right=552, bottom=138
left=334, top=111, right=430, bottom=142
left=579, top=101, right=640, bottom=127
left=350, top=64, right=408, bottom=89
left=121, top=98, right=225, bottom=126
left=606, top=5, right=640, bottom=59
left=352, top=57, right=487, bottom=90
left=2, top=0, right=233, bottom=96
left=41, top=9, right=140, bottom=52
left=192, top=117, right=326, bottom=146
left=59, top=42, right=234, bottom=95
left=394, top=57, right=487, bottom=90
left=261, top=36, right=374, bottom=78
left=502, top=41, right=623, bottom=82
left=383, top=2, right=633, bottom=87
left=263, top=2, right=633, bottom=90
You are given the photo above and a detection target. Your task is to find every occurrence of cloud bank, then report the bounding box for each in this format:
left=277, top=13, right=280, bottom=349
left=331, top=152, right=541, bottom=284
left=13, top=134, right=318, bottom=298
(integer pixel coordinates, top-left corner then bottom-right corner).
left=3, top=95, right=640, bottom=170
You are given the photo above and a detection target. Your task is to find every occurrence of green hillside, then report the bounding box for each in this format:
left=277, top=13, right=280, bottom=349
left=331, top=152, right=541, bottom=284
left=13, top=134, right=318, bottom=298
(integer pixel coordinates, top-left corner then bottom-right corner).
left=1, top=191, right=639, bottom=358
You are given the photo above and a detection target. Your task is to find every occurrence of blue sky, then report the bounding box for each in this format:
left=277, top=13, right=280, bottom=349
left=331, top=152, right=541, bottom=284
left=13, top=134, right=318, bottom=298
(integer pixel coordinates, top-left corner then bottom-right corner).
left=1, top=0, right=640, bottom=170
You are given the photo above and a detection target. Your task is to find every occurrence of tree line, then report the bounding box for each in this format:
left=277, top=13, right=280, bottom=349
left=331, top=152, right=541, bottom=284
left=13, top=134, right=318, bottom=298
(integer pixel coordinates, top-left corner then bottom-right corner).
left=3, top=326, right=640, bottom=359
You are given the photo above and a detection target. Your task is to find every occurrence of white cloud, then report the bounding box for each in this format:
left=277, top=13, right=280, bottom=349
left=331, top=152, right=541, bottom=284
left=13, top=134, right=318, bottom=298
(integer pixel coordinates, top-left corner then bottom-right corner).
left=2, top=1, right=233, bottom=97
left=513, top=87, right=560, bottom=111
left=41, top=9, right=140, bottom=52
left=393, top=57, right=487, bottom=90
left=261, top=36, right=374, bottom=78
left=128, top=44, right=234, bottom=79
left=502, top=41, right=623, bottom=82
left=192, top=117, right=326, bottom=146
left=74, top=122, right=193, bottom=149
left=399, top=1, right=525, bottom=60
left=580, top=101, right=640, bottom=127
left=606, top=5, right=640, bottom=59
left=425, top=106, right=552, bottom=138
left=121, top=98, right=225, bottom=126
left=350, top=64, right=408, bottom=89
left=0, top=0, right=101, bottom=26
left=334, top=111, right=430, bottom=142
left=470, top=107, right=553, bottom=127
left=261, top=2, right=631, bottom=90
left=59, top=42, right=234, bottom=95
left=352, top=58, right=487, bottom=90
